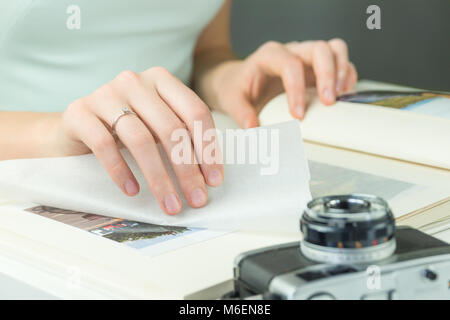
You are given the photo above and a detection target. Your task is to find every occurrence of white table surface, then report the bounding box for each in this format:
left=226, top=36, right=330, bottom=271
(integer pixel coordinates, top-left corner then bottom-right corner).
left=1, top=80, right=449, bottom=299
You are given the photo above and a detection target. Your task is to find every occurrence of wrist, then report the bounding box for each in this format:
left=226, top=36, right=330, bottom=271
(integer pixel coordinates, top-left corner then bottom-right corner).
left=35, top=112, right=65, bottom=157
left=211, top=60, right=242, bottom=109
left=193, top=48, right=240, bottom=109
left=196, top=58, right=243, bottom=111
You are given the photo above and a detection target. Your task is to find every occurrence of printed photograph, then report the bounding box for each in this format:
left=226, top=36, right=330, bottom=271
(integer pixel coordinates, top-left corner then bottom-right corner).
left=25, top=205, right=202, bottom=249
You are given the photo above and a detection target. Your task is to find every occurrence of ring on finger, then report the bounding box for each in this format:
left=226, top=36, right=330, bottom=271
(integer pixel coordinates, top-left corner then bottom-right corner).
left=111, top=107, right=138, bottom=136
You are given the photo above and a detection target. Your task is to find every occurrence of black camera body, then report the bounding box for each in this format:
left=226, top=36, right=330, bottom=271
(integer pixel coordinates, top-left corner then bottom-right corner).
left=226, top=195, right=450, bottom=300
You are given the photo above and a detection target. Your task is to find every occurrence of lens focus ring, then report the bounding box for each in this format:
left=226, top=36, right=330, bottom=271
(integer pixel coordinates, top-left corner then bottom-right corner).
left=300, top=194, right=396, bottom=263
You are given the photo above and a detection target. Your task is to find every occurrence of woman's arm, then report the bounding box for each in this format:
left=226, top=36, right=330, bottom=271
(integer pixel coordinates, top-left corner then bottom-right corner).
left=0, top=111, right=63, bottom=160
left=192, top=0, right=358, bottom=128
left=192, top=0, right=236, bottom=110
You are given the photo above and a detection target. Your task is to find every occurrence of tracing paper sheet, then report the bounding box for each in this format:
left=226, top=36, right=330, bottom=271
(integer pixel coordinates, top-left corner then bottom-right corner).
left=0, top=121, right=311, bottom=233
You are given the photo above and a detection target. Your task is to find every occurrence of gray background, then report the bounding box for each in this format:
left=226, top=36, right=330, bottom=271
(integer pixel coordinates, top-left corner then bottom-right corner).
left=230, top=0, right=450, bottom=91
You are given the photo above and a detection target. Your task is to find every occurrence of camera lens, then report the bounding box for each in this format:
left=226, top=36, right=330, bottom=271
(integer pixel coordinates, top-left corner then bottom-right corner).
left=325, top=198, right=370, bottom=212
left=300, top=194, right=396, bottom=264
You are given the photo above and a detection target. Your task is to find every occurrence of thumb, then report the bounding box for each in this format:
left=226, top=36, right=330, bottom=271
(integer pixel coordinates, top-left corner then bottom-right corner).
left=227, top=97, right=259, bottom=129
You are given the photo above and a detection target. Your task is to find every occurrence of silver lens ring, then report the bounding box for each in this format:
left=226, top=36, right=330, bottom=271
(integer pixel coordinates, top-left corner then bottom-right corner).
left=300, top=194, right=396, bottom=263
left=305, top=194, right=389, bottom=222
left=301, top=238, right=396, bottom=264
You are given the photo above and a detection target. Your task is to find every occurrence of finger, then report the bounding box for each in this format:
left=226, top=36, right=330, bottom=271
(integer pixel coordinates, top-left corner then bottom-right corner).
left=328, top=38, right=349, bottom=94
left=112, top=70, right=209, bottom=208
left=115, top=114, right=184, bottom=215
left=143, top=67, right=224, bottom=187
left=251, top=41, right=307, bottom=118
left=69, top=101, right=139, bottom=197
left=344, top=62, right=358, bottom=92
left=224, top=94, right=259, bottom=129
left=311, top=41, right=337, bottom=105
left=116, top=114, right=183, bottom=214
left=88, top=84, right=182, bottom=215
left=285, top=40, right=316, bottom=64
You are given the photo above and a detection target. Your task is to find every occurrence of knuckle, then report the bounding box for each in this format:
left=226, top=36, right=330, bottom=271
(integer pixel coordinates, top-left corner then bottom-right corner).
left=286, top=56, right=303, bottom=69
left=147, top=66, right=171, bottom=77
left=94, top=84, right=116, bottom=99
left=287, top=40, right=300, bottom=47
left=282, top=59, right=304, bottom=86
left=260, top=41, right=282, bottom=52
left=64, top=98, right=88, bottom=122
left=163, top=118, right=188, bottom=138
left=284, top=79, right=300, bottom=92
left=115, top=70, right=139, bottom=86
left=329, top=38, right=347, bottom=48
left=321, top=70, right=335, bottom=80
left=62, top=98, right=91, bottom=137
left=190, top=104, right=211, bottom=121
left=314, top=40, right=329, bottom=51
left=66, top=98, right=85, bottom=114
left=108, top=159, right=126, bottom=178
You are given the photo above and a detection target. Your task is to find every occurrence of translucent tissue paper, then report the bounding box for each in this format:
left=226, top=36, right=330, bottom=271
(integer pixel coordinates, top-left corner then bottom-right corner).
left=0, top=121, right=311, bottom=233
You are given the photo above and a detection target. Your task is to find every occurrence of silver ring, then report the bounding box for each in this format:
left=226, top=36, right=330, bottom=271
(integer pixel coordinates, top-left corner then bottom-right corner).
left=111, top=107, right=137, bottom=136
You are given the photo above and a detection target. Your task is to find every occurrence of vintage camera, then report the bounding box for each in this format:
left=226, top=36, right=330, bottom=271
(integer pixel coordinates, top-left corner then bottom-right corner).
left=225, top=194, right=450, bottom=300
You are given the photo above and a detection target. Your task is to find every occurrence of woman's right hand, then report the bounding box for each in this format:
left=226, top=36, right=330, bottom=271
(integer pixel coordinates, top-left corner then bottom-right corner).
left=56, top=67, right=224, bottom=215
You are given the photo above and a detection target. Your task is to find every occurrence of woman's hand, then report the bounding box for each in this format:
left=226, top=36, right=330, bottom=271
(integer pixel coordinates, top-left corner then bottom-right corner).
left=212, top=39, right=358, bottom=128
left=56, top=67, right=223, bottom=215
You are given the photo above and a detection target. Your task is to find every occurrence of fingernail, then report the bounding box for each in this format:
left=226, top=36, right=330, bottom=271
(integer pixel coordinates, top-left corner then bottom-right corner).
left=295, top=105, right=304, bottom=118
left=124, top=179, right=139, bottom=196
left=190, top=188, right=207, bottom=207
left=323, top=88, right=335, bottom=103
left=164, top=193, right=181, bottom=215
left=207, top=169, right=223, bottom=186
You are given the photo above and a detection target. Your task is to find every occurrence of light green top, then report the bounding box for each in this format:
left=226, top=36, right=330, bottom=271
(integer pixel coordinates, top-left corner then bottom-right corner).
left=0, top=0, right=224, bottom=112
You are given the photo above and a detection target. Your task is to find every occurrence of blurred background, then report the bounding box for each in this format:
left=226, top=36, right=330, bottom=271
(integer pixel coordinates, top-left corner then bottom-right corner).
left=230, top=0, right=450, bottom=91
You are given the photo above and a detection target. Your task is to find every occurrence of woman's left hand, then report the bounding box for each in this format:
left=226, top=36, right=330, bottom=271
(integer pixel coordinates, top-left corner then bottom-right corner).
left=214, top=39, right=358, bottom=128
